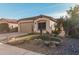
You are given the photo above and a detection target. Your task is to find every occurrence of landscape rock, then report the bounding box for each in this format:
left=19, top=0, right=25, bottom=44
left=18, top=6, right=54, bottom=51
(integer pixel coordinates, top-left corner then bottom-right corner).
left=7, top=37, right=25, bottom=45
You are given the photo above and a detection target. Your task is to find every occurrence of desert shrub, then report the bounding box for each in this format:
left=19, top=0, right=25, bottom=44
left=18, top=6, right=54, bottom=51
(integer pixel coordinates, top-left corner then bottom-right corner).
left=40, top=34, right=62, bottom=47
left=35, top=33, right=61, bottom=42
left=32, top=33, right=61, bottom=41
left=40, top=34, right=50, bottom=41
left=31, top=34, right=49, bottom=41
left=52, top=30, right=61, bottom=37
left=50, top=37, right=61, bottom=42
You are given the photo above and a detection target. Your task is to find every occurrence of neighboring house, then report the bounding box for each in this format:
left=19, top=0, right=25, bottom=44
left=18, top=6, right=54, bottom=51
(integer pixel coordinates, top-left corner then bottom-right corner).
left=7, top=19, right=18, bottom=29
left=0, top=18, right=18, bottom=29
left=18, top=15, right=56, bottom=33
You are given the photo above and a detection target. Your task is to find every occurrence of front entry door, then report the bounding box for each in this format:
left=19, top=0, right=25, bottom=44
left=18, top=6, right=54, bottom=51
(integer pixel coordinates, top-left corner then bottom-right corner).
left=38, top=22, right=46, bottom=30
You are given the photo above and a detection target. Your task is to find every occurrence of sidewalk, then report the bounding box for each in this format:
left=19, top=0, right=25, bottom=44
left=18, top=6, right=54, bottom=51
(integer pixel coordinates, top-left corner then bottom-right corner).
left=0, top=43, right=42, bottom=55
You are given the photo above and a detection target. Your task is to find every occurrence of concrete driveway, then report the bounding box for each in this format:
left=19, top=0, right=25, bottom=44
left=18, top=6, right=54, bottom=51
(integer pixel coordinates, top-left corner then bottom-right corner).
left=0, top=32, right=27, bottom=41
left=0, top=43, right=41, bottom=55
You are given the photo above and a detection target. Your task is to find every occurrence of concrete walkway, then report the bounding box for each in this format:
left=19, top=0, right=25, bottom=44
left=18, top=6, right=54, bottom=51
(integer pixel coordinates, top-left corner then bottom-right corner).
left=0, top=43, right=42, bottom=55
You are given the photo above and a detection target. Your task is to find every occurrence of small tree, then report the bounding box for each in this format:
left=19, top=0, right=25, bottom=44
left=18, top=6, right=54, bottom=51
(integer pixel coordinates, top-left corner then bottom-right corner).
left=63, top=5, right=79, bottom=38
left=40, top=26, right=43, bottom=36
left=57, top=17, right=64, bottom=32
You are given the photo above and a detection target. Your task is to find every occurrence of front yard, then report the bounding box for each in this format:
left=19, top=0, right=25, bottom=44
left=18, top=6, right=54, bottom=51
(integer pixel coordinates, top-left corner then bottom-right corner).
left=1, top=33, right=79, bottom=55
left=0, top=33, right=62, bottom=54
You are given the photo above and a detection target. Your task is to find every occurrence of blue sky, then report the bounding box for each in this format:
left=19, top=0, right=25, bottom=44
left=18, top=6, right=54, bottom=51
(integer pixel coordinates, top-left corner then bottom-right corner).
left=0, top=3, right=77, bottom=19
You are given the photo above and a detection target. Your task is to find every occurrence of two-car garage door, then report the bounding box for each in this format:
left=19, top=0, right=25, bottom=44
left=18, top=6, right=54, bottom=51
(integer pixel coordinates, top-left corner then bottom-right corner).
left=20, top=22, right=33, bottom=33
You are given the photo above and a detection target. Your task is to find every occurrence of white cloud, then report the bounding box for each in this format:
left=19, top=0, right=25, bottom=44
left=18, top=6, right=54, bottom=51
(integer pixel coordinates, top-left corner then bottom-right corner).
left=48, top=11, right=67, bottom=18
left=75, top=3, right=79, bottom=5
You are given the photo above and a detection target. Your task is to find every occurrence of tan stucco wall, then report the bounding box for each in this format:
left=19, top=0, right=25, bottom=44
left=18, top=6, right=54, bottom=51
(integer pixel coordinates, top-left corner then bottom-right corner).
left=34, top=17, right=53, bottom=33
left=50, top=20, right=56, bottom=31
left=8, top=23, right=18, bottom=29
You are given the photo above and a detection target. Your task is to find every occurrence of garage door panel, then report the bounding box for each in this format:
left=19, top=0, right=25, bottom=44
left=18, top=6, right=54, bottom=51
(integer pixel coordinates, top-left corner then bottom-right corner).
left=20, top=23, right=33, bottom=33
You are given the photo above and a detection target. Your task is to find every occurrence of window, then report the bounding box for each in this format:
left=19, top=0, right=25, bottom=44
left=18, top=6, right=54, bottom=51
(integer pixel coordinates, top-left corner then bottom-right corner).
left=38, top=22, right=46, bottom=30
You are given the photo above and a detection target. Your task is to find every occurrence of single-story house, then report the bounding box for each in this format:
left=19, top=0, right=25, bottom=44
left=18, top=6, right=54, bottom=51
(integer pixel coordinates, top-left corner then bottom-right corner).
left=18, top=15, right=57, bottom=33
left=0, top=18, right=18, bottom=29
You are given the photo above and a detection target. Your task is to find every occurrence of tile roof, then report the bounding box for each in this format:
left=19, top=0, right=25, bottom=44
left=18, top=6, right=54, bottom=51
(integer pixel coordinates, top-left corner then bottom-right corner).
left=18, top=15, right=56, bottom=22
left=0, top=18, right=17, bottom=23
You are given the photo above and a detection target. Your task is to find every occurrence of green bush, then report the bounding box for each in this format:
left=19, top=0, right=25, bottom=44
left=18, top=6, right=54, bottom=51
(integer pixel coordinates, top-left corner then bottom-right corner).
left=50, top=37, right=61, bottom=42
left=40, top=34, right=50, bottom=41
left=37, top=34, right=61, bottom=42
left=38, top=34, right=62, bottom=47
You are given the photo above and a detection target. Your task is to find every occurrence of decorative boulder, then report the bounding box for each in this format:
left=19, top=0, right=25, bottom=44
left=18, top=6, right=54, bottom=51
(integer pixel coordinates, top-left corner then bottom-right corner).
left=7, top=37, right=25, bottom=45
